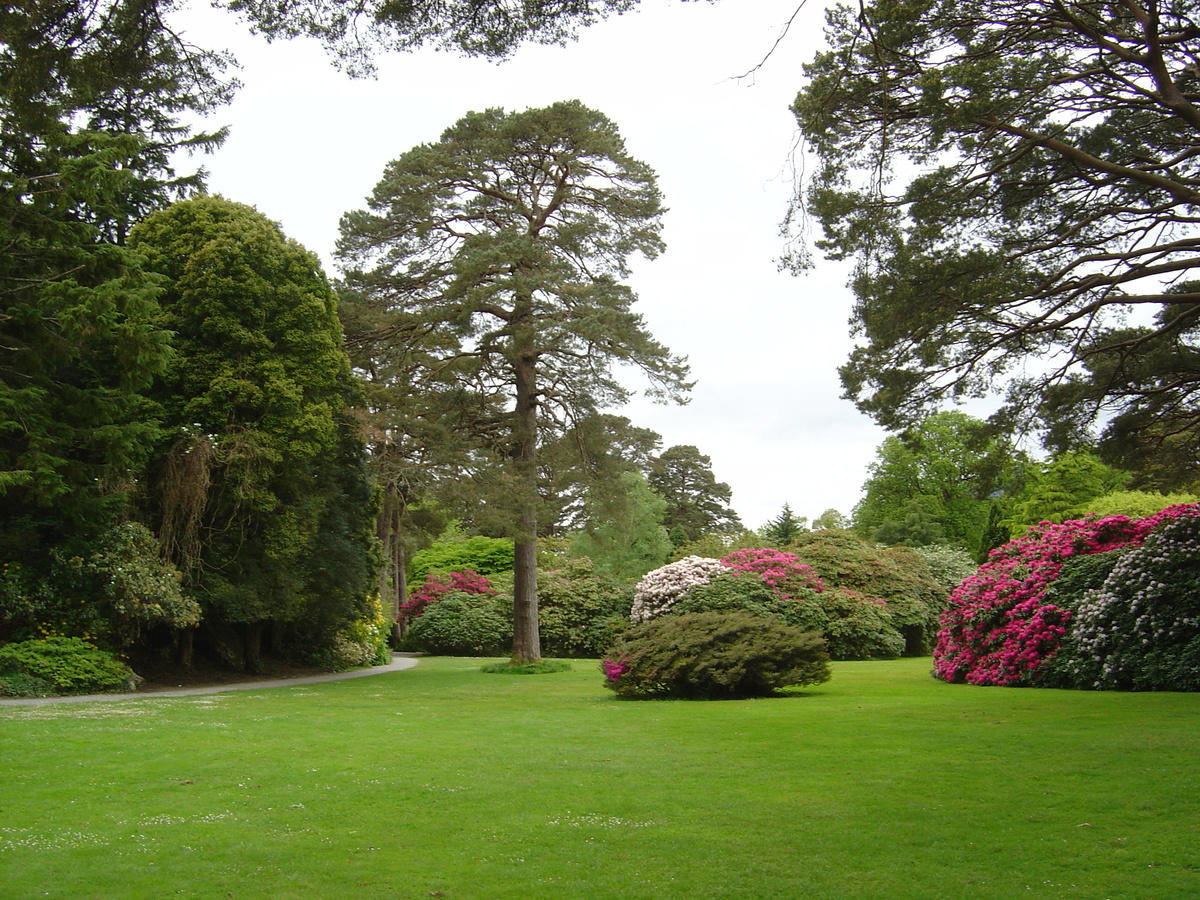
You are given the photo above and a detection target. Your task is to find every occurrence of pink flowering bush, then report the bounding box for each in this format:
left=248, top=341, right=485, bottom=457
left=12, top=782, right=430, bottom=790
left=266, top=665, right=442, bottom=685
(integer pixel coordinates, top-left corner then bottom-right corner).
left=719, top=548, right=824, bottom=597
left=400, top=569, right=495, bottom=626
left=933, top=505, right=1199, bottom=686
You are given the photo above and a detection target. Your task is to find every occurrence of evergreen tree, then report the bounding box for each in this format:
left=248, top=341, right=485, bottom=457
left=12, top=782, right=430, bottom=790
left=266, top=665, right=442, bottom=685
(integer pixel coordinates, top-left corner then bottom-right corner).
left=337, top=101, right=689, bottom=664
left=647, top=444, right=742, bottom=542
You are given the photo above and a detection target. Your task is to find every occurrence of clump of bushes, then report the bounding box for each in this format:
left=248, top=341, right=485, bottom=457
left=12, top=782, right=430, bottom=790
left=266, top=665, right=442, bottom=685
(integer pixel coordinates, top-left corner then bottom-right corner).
left=535, top=558, right=632, bottom=658
left=601, top=611, right=830, bottom=699
left=933, top=504, right=1200, bottom=689
left=0, top=636, right=137, bottom=695
left=405, top=590, right=513, bottom=657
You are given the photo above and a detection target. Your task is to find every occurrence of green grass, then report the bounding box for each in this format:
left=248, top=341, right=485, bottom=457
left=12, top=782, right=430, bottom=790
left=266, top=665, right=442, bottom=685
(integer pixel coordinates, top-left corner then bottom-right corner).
left=1, top=657, right=1197, bottom=899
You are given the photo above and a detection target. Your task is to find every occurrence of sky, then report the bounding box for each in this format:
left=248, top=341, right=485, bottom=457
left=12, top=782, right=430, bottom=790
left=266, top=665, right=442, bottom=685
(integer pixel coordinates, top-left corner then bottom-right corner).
left=168, top=0, right=891, bottom=531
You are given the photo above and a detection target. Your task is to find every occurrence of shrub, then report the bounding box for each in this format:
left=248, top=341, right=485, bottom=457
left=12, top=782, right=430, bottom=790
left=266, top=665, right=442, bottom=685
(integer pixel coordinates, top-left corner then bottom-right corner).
left=536, top=558, right=633, bottom=658
left=719, top=548, right=824, bottom=595
left=629, top=556, right=727, bottom=622
left=601, top=611, right=830, bottom=699
left=784, top=588, right=905, bottom=660
left=405, top=591, right=513, bottom=656
left=0, top=636, right=137, bottom=694
left=932, top=505, right=1197, bottom=686
left=1064, top=511, right=1200, bottom=691
left=401, top=569, right=495, bottom=626
left=910, top=544, right=978, bottom=594
left=408, top=537, right=514, bottom=583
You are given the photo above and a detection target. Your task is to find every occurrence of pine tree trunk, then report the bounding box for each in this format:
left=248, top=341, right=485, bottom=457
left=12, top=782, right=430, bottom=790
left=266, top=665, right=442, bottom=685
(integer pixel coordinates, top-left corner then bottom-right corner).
left=510, top=335, right=541, bottom=665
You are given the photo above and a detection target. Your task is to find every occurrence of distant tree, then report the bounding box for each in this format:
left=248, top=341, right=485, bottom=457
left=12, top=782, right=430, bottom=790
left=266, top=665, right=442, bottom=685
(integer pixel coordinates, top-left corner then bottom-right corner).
left=791, top=0, right=1200, bottom=453
left=874, top=501, right=945, bottom=548
left=130, top=197, right=377, bottom=670
left=571, top=470, right=671, bottom=581
left=1004, top=451, right=1128, bottom=537
left=337, top=101, right=689, bottom=664
left=648, top=445, right=742, bottom=544
left=759, top=503, right=807, bottom=546
left=812, top=509, right=850, bottom=531
left=853, top=412, right=1024, bottom=553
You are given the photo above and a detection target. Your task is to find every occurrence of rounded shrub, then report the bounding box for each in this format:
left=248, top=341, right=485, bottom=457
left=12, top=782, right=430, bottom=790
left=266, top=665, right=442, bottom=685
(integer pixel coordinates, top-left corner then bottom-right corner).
left=629, top=556, right=727, bottom=622
left=601, top=611, right=830, bottom=699
left=536, top=558, right=633, bottom=658
left=405, top=591, right=513, bottom=656
left=0, top=636, right=136, bottom=694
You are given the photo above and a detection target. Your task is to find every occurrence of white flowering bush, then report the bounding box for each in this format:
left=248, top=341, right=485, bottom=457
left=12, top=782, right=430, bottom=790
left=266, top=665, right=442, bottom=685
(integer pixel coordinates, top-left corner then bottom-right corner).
left=629, top=556, right=727, bottom=622
left=1063, top=510, right=1200, bottom=691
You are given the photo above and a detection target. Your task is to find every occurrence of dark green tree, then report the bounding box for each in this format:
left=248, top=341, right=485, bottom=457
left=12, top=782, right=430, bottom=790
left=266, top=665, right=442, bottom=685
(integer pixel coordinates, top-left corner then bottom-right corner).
left=1003, top=451, right=1127, bottom=536
left=791, top=0, right=1200, bottom=449
left=0, top=0, right=232, bottom=567
left=130, top=197, right=377, bottom=670
left=570, top=469, right=671, bottom=581
left=337, top=101, right=690, bottom=664
left=759, top=502, right=807, bottom=546
left=647, top=444, right=742, bottom=544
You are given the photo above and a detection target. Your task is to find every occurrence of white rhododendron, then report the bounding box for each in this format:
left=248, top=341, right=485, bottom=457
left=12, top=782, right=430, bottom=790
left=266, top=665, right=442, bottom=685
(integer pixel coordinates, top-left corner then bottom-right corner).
left=630, top=556, right=727, bottom=622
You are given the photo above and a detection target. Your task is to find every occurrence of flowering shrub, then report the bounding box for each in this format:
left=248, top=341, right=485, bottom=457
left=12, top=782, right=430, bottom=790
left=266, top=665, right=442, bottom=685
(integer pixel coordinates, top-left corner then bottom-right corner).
left=719, top=548, right=824, bottom=596
left=1063, top=511, right=1200, bottom=691
left=405, top=591, right=513, bottom=656
left=401, top=569, right=494, bottom=625
left=629, top=556, right=727, bottom=622
left=932, top=505, right=1199, bottom=686
left=601, top=611, right=830, bottom=699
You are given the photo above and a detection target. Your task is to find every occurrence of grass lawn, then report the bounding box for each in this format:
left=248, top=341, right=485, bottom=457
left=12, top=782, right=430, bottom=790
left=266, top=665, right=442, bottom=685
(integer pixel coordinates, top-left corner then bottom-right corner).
left=1, top=656, right=1197, bottom=899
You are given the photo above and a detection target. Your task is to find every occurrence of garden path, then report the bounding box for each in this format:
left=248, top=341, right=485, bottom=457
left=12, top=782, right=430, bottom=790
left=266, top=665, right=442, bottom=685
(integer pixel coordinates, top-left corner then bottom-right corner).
left=0, top=653, right=421, bottom=708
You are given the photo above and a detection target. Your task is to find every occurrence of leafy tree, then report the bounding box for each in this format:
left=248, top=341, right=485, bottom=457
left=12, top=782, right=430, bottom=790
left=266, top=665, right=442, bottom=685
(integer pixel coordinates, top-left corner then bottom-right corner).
left=571, top=470, right=671, bottom=581
left=853, top=412, right=1024, bottom=552
left=759, top=503, right=807, bottom=546
left=647, top=444, right=742, bottom=543
left=337, top=101, right=689, bottom=663
left=873, top=500, right=945, bottom=548
left=130, top=197, right=377, bottom=670
left=791, top=0, right=1200, bottom=450
left=812, top=508, right=850, bottom=531
left=1004, top=451, right=1128, bottom=536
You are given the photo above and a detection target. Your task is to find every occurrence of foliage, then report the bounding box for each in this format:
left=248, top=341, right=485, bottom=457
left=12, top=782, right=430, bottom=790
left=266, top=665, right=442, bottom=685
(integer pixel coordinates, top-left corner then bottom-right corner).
left=1063, top=512, right=1200, bottom=691
left=338, top=100, right=689, bottom=663
left=0, top=636, right=134, bottom=694
left=910, top=544, right=978, bottom=595
left=535, top=558, right=633, bottom=658
left=131, top=197, right=377, bottom=667
left=409, top=537, right=515, bottom=583
left=570, top=470, right=671, bottom=582
left=228, top=0, right=639, bottom=68
left=791, top=0, right=1200, bottom=451
left=601, top=611, right=830, bottom=699
left=325, top=594, right=392, bottom=670
left=1004, top=451, right=1127, bottom=536
left=1071, top=490, right=1200, bottom=522
left=932, top=507, right=1197, bottom=686
left=670, top=572, right=803, bottom=622
left=758, top=502, right=808, bottom=545
left=404, top=591, right=514, bottom=657
left=0, top=0, right=231, bottom=590
left=786, top=588, right=905, bottom=661
left=647, top=444, right=741, bottom=543
left=852, top=412, right=1024, bottom=552
left=667, top=529, right=761, bottom=562
left=787, top=529, right=946, bottom=654
left=629, top=556, right=727, bottom=622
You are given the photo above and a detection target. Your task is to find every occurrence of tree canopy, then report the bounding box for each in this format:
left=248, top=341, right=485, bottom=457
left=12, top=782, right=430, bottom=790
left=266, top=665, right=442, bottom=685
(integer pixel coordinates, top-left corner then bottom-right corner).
left=647, top=444, right=742, bottom=544
left=792, top=0, right=1200, bottom=453
left=337, top=100, right=690, bottom=662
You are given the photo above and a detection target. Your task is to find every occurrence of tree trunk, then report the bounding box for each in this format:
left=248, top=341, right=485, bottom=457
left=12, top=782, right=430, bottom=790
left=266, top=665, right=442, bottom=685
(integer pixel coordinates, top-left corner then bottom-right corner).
left=242, top=621, right=263, bottom=673
left=510, top=334, right=541, bottom=665
left=175, top=628, right=194, bottom=670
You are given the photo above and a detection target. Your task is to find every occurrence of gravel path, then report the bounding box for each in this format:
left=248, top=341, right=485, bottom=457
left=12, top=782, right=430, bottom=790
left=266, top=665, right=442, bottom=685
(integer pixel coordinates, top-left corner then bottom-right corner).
left=0, top=653, right=421, bottom=707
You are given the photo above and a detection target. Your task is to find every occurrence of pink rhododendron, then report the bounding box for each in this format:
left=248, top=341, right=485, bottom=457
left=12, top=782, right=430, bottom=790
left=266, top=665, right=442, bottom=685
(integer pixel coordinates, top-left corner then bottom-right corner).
left=719, top=548, right=824, bottom=597
left=401, top=569, right=495, bottom=622
left=933, top=505, right=1198, bottom=686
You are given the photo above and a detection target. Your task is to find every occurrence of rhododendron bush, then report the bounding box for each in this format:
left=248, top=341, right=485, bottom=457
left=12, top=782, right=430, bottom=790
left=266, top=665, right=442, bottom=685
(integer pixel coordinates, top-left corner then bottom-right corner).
left=933, top=504, right=1200, bottom=689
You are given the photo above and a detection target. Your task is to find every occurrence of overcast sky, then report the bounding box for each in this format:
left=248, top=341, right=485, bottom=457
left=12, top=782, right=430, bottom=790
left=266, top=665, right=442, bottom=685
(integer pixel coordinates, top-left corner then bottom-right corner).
left=170, top=0, right=891, bottom=531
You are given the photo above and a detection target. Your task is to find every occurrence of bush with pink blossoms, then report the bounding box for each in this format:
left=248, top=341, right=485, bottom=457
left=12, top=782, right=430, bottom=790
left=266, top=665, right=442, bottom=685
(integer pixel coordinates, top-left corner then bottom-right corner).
left=719, top=548, right=824, bottom=597
left=933, top=505, right=1199, bottom=686
left=400, top=569, right=495, bottom=628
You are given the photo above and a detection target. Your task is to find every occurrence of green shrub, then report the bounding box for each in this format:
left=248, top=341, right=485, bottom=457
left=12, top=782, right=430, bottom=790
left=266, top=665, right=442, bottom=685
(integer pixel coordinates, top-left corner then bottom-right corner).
left=601, top=611, right=830, bottom=699
left=672, top=572, right=802, bottom=622
left=0, top=636, right=136, bottom=694
left=910, top=544, right=978, bottom=594
left=0, top=671, right=54, bottom=698
left=405, top=591, right=513, bottom=656
left=786, top=588, right=906, bottom=660
left=537, top=558, right=633, bottom=658
left=409, top=536, right=515, bottom=583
